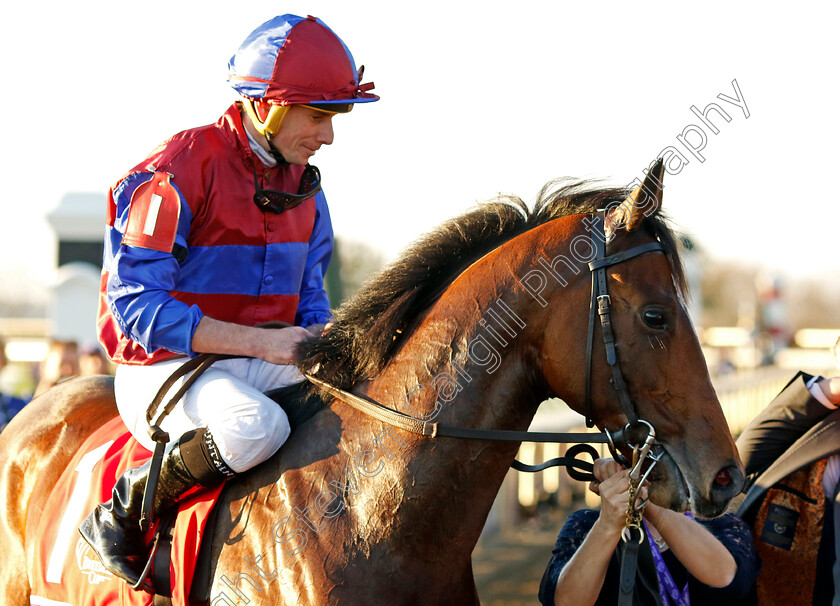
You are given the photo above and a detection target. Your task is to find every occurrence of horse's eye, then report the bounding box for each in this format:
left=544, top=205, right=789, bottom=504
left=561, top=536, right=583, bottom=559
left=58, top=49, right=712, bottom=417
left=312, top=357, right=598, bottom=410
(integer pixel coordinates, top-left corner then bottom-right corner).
left=642, top=310, right=668, bottom=330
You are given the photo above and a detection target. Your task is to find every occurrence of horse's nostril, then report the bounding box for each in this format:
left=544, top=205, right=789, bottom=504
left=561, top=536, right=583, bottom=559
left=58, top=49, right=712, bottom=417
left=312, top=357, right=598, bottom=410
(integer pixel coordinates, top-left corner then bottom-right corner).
left=715, top=468, right=732, bottom=486
left=703, top=465, right=744, bottom=515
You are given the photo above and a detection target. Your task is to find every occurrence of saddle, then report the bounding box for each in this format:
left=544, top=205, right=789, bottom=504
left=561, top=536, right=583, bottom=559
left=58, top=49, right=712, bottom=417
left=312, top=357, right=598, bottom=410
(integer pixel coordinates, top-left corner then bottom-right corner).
left=29, top=416, right=222, bottom=605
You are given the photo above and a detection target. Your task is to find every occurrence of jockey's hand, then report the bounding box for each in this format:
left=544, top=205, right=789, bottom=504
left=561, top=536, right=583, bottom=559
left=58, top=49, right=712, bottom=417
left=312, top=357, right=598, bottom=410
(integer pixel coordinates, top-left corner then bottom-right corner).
left=262, top=326, right=315, bottom=365
left=305, top=323, right=327, bottom=337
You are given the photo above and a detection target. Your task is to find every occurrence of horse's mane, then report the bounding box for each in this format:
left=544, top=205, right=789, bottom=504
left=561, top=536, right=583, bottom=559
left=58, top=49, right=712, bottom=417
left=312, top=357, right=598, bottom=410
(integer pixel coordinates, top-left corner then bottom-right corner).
left=298, top=179, right=686, bottom=389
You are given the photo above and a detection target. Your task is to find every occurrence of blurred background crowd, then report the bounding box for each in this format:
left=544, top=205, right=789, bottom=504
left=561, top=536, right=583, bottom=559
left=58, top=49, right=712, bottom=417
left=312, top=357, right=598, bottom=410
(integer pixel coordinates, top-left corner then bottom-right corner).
left=0, top=336, right=112, bottom=432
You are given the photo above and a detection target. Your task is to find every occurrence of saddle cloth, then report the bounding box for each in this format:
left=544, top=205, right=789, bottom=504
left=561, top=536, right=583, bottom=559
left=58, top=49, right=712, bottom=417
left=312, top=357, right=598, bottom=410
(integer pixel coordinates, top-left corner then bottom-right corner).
left=29, top=415, right=223, bottom=606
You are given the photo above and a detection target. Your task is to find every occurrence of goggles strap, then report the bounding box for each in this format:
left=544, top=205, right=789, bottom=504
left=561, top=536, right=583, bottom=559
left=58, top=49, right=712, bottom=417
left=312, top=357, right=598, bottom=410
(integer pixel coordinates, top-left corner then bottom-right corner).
left=264, top=134, right=288, bottom=165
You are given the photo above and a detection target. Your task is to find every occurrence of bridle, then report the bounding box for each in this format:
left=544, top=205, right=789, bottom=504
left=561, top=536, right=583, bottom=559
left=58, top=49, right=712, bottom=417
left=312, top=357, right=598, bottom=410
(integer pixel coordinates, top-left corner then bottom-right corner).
left=304, top=209, right=669, bottom=482
left=581, top=211, right=670, bottom=606
left=583, top=212, right=667, bottom=475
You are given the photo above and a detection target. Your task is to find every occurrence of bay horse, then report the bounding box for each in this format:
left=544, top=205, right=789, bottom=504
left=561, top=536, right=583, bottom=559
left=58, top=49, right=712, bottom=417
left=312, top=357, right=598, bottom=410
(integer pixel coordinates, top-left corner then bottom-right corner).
left=0, top=163, right=744, bottom=604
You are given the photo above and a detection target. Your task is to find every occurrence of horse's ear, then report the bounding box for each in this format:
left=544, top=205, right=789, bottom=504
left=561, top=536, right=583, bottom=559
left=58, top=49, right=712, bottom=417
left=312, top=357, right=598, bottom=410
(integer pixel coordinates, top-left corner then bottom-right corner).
left=606, top=158, right=665, bottom=238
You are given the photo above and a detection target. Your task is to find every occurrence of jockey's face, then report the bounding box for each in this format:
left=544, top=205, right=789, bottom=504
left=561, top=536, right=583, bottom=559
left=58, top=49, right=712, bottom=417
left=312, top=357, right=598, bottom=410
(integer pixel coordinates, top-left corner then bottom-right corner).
left=269, top=105, right=335, bottom=166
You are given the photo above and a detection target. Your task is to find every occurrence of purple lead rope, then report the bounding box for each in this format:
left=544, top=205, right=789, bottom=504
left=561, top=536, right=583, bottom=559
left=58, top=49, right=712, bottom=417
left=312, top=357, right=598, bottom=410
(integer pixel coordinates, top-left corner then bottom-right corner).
left=643, top=512, right=694, bottom=606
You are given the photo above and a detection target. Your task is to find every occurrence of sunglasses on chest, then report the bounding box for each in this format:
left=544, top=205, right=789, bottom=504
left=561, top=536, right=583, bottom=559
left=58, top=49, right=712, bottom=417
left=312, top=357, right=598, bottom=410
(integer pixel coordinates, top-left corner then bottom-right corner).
left=252, top=164, right=322, bottom=214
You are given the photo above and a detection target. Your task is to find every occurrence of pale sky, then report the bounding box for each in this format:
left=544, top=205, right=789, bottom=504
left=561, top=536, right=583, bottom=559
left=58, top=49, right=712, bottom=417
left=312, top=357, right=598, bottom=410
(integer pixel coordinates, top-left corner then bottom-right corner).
left=1, top=1, right=838, bottom=302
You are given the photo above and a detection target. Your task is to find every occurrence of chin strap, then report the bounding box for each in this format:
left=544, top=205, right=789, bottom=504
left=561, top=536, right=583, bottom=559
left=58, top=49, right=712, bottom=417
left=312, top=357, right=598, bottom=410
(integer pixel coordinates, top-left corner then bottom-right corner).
left=264, top=134, right=288, bottom=165
left=238, top=99, right=290, bottom=165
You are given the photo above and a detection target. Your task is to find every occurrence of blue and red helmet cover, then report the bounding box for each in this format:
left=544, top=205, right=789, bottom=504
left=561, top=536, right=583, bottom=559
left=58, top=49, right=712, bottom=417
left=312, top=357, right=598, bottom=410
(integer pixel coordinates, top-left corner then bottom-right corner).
left=228, top=14, right=378, bottom=106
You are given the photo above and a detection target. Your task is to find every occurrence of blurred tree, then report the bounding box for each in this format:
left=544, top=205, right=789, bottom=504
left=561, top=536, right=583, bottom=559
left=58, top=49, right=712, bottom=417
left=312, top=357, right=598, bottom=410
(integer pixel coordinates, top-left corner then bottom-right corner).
left=324, top=237, right=386, bottom=309
left=700, top=262, right=839, bottom=333
left=700, top=262, right=760, bottom=327
left=785, top=279, right=840, bottom=329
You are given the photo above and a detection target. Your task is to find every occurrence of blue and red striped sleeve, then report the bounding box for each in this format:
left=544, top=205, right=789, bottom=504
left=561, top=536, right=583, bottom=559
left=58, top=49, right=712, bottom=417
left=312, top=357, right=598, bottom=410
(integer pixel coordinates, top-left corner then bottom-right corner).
left=105, top=172, right=203, bottom=357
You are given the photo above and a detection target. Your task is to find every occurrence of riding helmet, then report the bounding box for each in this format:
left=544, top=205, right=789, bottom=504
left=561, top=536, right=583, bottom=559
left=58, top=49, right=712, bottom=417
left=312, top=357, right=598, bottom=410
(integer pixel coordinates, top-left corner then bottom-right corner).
left=228, top=14, right=379, bottom=137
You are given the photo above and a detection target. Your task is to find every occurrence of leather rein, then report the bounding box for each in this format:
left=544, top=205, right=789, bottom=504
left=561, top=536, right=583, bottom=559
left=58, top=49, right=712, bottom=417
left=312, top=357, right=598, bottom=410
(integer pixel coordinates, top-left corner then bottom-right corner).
left=304, top=211, right=668, bottom=481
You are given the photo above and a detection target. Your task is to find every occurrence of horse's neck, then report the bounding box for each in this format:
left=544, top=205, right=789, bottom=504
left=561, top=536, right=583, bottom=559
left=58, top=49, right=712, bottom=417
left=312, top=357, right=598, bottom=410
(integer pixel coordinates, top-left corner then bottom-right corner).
left=375, top=295, right=542, bottom=435
left=349, top=288, right=544, bottom=557
left=343, top=220, right=599, bottom=558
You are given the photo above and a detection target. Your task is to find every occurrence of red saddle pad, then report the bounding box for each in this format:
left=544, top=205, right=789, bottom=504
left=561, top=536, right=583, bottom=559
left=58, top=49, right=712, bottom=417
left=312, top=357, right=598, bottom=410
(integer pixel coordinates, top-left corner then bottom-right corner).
left=29, top=416, right=223, bottom=606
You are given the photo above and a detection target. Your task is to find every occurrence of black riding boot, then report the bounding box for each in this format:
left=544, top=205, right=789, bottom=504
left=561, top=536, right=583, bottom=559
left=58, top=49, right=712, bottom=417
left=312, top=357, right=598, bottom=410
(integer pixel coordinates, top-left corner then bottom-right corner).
left=78, top=427, right=235, bottom=586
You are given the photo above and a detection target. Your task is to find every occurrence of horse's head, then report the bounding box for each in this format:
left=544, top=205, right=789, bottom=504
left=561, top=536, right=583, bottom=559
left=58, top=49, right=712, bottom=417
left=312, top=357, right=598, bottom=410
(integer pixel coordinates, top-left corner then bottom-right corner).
left=537, top=161, right=744, bottom=517
left=301, top=159, right=742, bottom=517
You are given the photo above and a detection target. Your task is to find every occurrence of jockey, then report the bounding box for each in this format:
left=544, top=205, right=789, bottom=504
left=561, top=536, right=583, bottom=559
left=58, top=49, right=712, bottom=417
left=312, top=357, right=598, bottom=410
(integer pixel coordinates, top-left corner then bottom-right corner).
left=79, top=14, right=378, bottom=587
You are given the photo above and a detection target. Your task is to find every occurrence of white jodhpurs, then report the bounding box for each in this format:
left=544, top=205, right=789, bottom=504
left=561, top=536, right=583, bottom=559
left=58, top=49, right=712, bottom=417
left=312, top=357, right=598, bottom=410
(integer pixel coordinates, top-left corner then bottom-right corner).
left=115, top=357, right=302, bottom=473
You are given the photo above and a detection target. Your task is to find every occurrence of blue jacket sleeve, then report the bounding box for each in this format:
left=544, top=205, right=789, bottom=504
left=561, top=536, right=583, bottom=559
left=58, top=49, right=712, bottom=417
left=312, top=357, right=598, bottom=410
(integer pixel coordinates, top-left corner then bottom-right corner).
left=106, top=172, right=203, bottom=357
left=295, top=190, right=334, bottom=327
